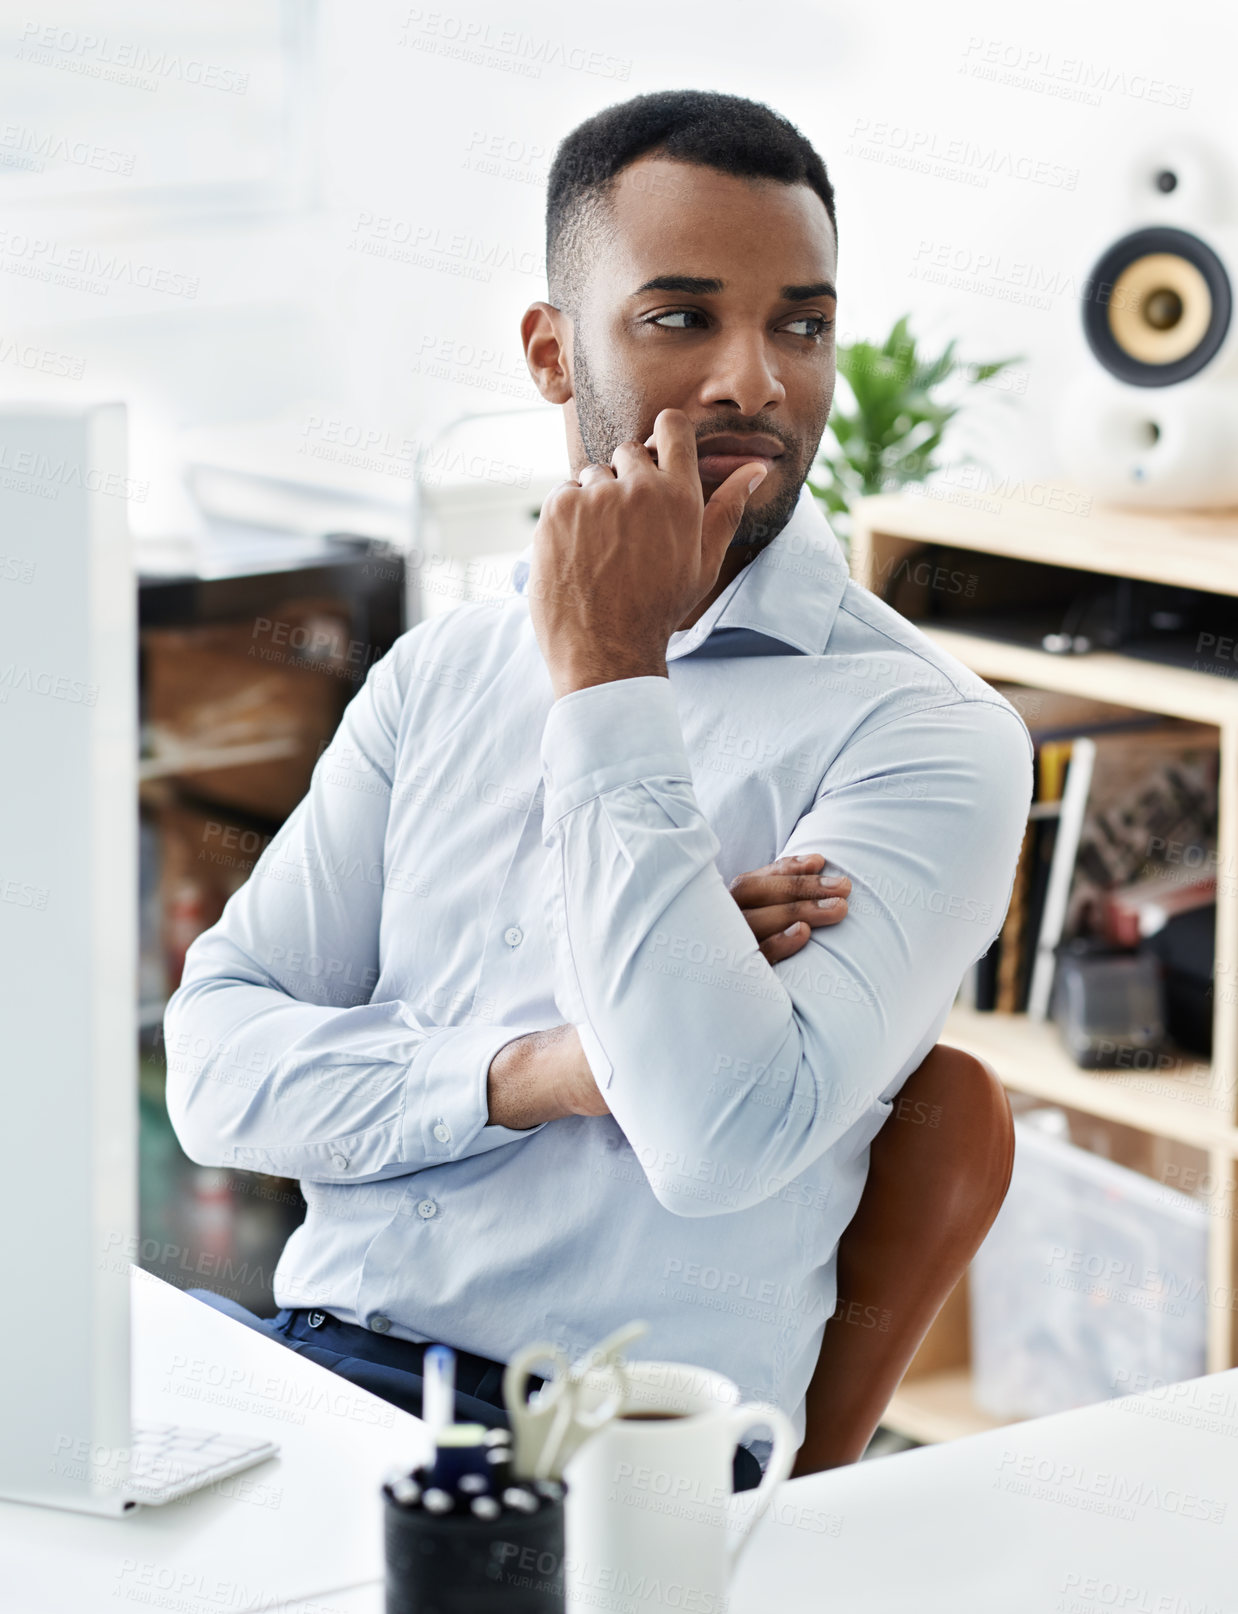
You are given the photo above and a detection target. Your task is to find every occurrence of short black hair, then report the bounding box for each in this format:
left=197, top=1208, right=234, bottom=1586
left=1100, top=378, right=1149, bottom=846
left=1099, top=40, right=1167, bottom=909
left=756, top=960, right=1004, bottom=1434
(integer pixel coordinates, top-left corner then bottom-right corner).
left=545, top=90, right=836, bottom=316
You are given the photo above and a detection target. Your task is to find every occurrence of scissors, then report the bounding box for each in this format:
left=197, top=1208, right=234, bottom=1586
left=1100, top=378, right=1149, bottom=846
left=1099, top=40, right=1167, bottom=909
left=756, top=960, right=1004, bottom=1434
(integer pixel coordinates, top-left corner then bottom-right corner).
left=503, top=1319, right=648, bottom=1480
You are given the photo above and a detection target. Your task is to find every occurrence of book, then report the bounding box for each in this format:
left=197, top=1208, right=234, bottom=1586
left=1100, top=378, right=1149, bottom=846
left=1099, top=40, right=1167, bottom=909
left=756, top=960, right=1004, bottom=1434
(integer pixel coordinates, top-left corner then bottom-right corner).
left=1020, top=803, right=1064, bottom=1012
left=974, top=937, right=1001, bottom=1012
left=1027, top=723, right=1220, bottom=1020
left=982, top=690, right=1157, bottom=1017
left=1027, top=738, right=1096, bottom=1020
left=996, top=820, right=1034, bottom=1012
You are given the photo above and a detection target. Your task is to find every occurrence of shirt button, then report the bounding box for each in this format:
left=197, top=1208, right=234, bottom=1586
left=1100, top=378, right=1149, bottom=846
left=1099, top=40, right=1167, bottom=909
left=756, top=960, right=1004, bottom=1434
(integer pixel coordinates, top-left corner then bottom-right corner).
left=432, top=1123, right=451, bottom=1144
left=331, top=1153, right=349, bottom=1171
left=370, top=1315, right=391, bottom=1334
left=417, top=1199, right=439, bottom=1220
left=504, top=926, right=524, bottom=948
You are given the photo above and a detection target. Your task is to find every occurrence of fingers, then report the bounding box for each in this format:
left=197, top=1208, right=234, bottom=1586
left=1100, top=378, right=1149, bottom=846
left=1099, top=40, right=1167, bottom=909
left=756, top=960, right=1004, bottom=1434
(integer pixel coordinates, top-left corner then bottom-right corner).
left=759, top=922, right=811, bottom=966
left=738, top=877, right=851, bottom=916
left=742, top=896, right=849, bottom=943
left=729, top=858, right=851, bottom=913
left=577, top=462, right=616, bottom=487
left=611, top=439, right=653, bottom=478
left=540, top=477, right=581, bottom=505
left=700, top=458, right=768, bottom=566
left=735, top=852, right=827, bottom=881
left=730, top=850, right=851, bottom=945
left=649, top=407, right=698, bottom=482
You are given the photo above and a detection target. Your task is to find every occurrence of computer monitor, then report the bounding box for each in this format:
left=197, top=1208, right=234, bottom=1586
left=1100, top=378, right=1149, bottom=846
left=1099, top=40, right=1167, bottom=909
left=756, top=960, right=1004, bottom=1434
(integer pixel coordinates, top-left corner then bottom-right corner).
left=0, top=404, right=272, bottom=1514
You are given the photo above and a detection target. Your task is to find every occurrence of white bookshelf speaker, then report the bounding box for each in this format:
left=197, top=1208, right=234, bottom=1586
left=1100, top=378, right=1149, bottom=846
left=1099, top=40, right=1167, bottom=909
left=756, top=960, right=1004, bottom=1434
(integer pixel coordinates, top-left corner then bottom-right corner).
left=1057, top=144, right=1238, bottom=507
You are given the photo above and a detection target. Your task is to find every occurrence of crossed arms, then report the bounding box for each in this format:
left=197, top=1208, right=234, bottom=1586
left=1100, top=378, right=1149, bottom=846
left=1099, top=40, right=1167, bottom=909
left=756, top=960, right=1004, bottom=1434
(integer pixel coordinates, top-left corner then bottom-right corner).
left=165, top=644, right=1030, bottom=1216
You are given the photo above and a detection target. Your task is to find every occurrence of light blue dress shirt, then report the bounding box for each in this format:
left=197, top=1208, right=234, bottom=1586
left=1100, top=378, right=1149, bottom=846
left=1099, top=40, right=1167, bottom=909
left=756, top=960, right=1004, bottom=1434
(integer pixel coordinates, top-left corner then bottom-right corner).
left=165, top=485, right=1032, bottom=1445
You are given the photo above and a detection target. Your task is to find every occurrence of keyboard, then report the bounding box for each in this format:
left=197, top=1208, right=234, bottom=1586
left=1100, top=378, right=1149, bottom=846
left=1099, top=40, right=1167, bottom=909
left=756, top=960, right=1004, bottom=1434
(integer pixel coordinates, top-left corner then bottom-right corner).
left=126, top=1421, right=279, bottom=1505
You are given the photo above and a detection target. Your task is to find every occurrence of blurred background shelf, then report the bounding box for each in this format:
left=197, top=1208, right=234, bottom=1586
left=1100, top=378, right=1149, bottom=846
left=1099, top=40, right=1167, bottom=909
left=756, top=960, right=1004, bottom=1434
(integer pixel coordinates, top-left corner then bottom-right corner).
left=139, top=735, right=301, bottom=783
left=851, top=491, right=1238, bottom=596
left=916, top=628, right=1237, bottom=727
left=853, top=491, right=1238, bottom=1451
left=944, top=1006, right=1235, bottom=1152
left=133, top=535, right=407, bottom=1311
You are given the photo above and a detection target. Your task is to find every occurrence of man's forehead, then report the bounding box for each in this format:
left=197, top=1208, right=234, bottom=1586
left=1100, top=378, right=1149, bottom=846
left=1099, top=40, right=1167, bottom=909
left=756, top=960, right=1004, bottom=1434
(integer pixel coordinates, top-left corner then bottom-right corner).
left=600, top=154, right=836, bottom=285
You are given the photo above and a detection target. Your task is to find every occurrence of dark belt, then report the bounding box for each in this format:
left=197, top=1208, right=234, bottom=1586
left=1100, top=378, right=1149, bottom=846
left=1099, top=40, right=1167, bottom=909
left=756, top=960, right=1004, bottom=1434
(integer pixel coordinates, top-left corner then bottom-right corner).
left=268, top=1306, right=545, bottom=1426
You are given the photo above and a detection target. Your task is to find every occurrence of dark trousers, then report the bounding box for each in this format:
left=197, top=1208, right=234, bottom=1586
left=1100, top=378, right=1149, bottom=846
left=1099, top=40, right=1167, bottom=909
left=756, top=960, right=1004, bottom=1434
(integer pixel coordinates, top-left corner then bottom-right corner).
left=186, top=1289, right=761, bottom=1491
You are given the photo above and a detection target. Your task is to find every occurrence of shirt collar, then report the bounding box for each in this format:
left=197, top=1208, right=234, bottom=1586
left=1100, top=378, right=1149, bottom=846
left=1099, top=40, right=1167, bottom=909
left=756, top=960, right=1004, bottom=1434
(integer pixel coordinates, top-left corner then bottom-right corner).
left=509, top=484, right=848, bottom=659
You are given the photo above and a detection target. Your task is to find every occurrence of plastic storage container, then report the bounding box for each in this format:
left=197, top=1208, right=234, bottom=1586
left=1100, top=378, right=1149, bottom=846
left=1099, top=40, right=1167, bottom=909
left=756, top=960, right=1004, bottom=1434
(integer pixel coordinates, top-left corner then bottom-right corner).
left=970, top=1111, right=1209, bottom=1418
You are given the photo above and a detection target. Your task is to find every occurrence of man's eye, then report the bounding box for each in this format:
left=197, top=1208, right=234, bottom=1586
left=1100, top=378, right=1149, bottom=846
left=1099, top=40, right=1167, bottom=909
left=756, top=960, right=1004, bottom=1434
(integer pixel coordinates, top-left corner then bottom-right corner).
left=648, top=309, right=707, bottom=330
left=783, top=315, right=834, bottom=339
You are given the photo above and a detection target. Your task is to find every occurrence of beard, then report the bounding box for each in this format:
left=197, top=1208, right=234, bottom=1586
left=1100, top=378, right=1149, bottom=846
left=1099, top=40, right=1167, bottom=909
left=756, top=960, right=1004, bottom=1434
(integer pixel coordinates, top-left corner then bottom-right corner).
left=571, top=330, right=824, bottom=555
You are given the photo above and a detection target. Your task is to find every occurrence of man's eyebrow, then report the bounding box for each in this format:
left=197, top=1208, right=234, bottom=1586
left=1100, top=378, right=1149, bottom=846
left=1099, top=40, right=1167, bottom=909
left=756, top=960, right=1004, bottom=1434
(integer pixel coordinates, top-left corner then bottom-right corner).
left=630, top=274, right=837, bottom=301
left=631, top=275, right=723, bottom=296
left=780, top=280, right=837, bottom=302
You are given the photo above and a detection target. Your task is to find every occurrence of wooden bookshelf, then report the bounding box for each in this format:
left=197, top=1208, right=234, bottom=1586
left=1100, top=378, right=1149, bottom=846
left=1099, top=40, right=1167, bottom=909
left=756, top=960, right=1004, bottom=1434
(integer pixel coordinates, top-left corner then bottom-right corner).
left=852, top=490, right=1238, bottom=1443
left=910, top=628, right=1237, bottom=727
left=943, top=1007, right=1236, bottom=1153
left=851, top=488, right=1238, bottom=595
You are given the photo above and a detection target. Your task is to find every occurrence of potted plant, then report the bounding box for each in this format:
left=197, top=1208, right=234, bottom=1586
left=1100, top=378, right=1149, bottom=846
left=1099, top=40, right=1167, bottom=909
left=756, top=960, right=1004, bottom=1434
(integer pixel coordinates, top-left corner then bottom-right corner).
left=809, top=315, right=1021, bottom=553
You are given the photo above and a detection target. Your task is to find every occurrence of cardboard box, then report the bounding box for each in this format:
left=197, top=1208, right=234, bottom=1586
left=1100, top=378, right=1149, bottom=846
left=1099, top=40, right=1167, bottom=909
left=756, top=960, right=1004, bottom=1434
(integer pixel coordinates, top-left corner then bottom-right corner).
left=143, top=597, right=355, bottom=820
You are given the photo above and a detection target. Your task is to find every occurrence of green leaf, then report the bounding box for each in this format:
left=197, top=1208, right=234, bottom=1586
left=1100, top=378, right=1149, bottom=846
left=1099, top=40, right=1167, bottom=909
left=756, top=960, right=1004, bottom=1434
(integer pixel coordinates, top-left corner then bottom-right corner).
left=812, top=314, right=1026, bottom=527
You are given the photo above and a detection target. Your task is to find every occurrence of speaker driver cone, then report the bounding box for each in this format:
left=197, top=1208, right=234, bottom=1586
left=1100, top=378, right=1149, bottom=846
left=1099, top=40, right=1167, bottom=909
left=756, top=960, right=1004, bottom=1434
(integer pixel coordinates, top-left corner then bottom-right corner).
left=1083, top=226, right=1231, bottom=386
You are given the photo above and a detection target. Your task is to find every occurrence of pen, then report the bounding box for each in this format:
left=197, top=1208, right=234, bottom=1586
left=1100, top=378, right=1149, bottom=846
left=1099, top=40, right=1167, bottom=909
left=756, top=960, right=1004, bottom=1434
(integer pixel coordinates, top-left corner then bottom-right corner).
left=422, top=1345, right=493, bottom=1492
left=423, top=1343, right=455, bottom=1439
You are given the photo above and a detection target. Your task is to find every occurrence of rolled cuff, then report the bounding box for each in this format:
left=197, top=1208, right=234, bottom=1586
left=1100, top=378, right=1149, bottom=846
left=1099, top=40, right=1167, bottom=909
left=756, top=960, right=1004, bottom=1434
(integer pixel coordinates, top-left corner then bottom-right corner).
left=403, top=1021, right=549, bottom=1164
left=541, top=676, right=689, bottom=827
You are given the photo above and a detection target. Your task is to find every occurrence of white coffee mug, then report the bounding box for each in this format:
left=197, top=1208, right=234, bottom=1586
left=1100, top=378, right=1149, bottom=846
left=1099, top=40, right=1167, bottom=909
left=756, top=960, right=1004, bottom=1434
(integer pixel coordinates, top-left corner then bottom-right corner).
left=562, top=1359, right=795, bottom=1614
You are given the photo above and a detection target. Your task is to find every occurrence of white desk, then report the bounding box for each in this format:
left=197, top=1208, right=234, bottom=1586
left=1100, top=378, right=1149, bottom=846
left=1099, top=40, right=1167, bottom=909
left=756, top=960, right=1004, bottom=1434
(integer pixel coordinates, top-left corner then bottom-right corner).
left=0, top=1270, right=432, bottom=1614
left=729, top=1370, right=1238, bottom=1614
left=3, top=1274, right=1236, bottom=1614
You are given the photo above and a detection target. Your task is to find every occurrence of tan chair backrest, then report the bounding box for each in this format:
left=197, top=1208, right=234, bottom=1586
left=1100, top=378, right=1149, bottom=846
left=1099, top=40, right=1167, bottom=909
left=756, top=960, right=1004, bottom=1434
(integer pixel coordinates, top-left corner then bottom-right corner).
left=793, top=1044, right=1014, bottom=1476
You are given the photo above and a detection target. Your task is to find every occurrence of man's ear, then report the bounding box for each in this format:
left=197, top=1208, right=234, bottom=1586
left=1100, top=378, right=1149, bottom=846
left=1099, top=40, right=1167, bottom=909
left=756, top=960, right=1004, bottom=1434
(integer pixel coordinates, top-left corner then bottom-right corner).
left=522, top=302, right=573, bottom=405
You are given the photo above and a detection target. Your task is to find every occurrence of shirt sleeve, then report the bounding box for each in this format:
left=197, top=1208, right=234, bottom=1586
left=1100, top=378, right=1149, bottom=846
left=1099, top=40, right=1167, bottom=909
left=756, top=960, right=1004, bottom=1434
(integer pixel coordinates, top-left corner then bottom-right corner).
left=163, top=633, right=547, bottom=1185
left=539, top=675, right=1032, bottom=1218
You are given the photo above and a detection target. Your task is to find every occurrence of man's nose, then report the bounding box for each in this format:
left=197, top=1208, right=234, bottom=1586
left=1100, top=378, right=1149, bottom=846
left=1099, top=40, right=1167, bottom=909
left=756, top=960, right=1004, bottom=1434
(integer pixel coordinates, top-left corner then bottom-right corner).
left=697, top=328, right=786, bottom=416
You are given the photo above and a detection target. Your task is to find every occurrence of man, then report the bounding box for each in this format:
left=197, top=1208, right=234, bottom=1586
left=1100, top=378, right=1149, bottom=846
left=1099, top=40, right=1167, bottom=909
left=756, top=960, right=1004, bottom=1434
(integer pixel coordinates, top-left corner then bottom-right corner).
left=166, top=90, right=1032, bottom=1478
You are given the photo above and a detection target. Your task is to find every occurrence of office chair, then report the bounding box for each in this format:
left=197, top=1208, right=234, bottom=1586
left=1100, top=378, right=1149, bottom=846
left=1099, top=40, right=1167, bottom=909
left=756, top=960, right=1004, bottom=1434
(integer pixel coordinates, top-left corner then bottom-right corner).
left=792, top=1044, right=1014, bottom=1476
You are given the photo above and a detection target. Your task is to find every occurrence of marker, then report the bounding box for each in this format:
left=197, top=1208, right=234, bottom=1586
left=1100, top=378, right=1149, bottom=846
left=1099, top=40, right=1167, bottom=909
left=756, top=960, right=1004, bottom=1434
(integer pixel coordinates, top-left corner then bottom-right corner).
left=470, top=1495, right=501, bottom=1521
left=425, top=1422, right=490, bottom=1490
left=421, top=1487, right=454, bottom=1514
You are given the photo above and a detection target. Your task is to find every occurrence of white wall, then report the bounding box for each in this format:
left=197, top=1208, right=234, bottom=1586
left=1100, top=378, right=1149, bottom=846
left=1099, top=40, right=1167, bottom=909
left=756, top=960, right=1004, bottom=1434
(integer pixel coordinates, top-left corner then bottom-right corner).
left=2, top=0, right=1234, bottom=537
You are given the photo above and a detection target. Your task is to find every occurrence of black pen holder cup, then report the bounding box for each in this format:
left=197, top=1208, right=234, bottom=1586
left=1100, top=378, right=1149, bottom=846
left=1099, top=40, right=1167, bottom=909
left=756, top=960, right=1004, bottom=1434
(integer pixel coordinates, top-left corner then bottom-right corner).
left=383, top=1486, right=566, bottom=1614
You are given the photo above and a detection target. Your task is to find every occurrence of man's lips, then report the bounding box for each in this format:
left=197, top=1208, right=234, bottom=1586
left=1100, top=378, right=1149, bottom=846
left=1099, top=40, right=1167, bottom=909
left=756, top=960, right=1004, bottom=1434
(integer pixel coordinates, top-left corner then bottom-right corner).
left=696, top=452, right=780, bottom=483
left=694, top=433, right=785, bottom=485
left=642, top=432, right=787, bottom=483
